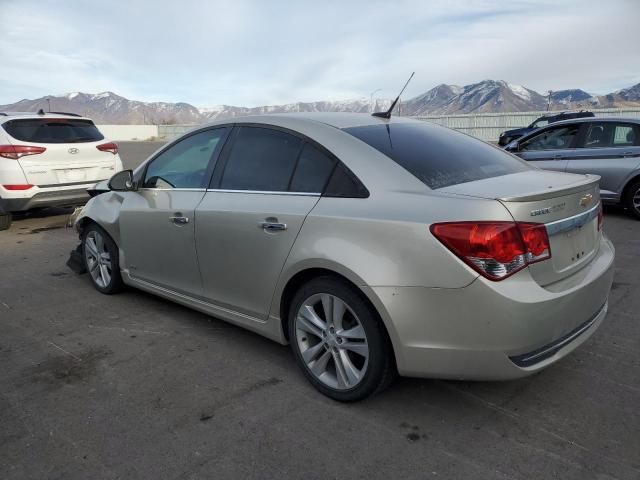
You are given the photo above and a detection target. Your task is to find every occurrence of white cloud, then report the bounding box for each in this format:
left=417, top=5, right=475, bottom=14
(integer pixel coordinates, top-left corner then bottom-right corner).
left=0, top=0, right=638, bottom=106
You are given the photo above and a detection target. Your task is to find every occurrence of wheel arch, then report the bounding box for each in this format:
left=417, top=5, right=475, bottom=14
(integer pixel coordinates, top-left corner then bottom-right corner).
left=621, top=172, right=640, bottom=203
left=273, top=262, right=403, bottom=369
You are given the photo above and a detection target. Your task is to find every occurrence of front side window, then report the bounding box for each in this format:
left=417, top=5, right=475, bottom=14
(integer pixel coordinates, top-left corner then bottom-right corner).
left=344, top=122, right=529, bottom=190
left=219, top=127, right=302, bottom=191
left=520, top=125, right=579, bottom=151
left=144, top=128, right=227, bottom=189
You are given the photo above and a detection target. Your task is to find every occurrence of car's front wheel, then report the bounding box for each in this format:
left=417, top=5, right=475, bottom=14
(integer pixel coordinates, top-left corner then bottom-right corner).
left=288, top=276, right=395, bottom=401
left=625, top=178, right=640, bottom=220
left=82, top=223, right=124, bottom=294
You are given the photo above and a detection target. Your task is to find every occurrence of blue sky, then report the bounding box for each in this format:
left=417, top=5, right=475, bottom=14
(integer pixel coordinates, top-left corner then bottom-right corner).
left=1, top=0, right=638, bottom=106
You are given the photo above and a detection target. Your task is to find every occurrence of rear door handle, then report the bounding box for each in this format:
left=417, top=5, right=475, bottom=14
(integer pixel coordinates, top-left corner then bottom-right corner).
left=622, top=151, right=634, bottom=157
left=553, top=154, right=565, bottom=160
left=261, top=219, right=287, bottom=231
left=170, top=214, right=189, bottom=225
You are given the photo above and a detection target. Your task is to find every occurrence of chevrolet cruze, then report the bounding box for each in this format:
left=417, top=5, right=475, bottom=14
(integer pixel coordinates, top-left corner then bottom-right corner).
left=72, top=113, right=615, bottom=401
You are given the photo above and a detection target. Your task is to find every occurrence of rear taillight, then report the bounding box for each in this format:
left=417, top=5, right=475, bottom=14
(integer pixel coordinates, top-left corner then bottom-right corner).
left=3, top=184, right=34, bottom=190
left=0, top=145, right=46, bottom=159
left=597, top=202, right=603, bottom=231
left=430, top=221, right=551, bottom=281
left=96, top=142, right=118, bottom=155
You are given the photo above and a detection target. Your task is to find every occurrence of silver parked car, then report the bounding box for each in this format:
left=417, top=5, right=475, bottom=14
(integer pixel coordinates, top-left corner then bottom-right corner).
left=505, top=117, right=640, bottom=218
left=73, top=113, right=615, bottom=401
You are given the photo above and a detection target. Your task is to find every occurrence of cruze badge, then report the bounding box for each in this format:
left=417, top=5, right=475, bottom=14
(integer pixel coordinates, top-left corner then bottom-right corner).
left=530, top=202, right=566, bottom=217
left=579, top=193, right=593, bottom=207
left=68, top=147, right=79, bottom=154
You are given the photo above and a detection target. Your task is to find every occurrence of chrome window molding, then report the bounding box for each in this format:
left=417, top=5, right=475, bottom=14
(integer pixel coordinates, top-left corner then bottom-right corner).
left=206, top=188, right=321, bottom=196
left=138, top=187, right=207, bottom=192
left=545, top=203, right=600, bottom=236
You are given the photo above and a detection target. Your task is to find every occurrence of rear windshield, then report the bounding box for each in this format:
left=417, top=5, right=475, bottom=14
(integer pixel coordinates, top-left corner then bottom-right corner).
left=2, top=118, right=104, bottom=144
left=343, top=122, right=530, bottom=189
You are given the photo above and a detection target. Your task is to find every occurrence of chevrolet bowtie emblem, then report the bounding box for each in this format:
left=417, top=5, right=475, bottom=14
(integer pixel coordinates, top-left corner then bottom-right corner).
left=579, top=194, right=593, bottom=207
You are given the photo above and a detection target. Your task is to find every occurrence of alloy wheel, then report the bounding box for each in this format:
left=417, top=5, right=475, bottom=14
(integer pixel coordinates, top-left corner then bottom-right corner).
left=295, top=293, right=369, bottom=390
left=84, top=230, right=112, bottom=289
left=633, top=186, right=640, bottom=214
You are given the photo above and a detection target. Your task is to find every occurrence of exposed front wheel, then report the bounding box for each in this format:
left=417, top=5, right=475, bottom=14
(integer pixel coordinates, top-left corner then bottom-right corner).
left=82, top=224, right=124, bottom=294
left=288, top=277, right=395, bottom=401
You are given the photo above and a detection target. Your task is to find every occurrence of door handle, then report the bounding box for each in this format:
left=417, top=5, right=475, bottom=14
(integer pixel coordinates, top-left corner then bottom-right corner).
left=553, top=154, right=564, bottom=160
left=169, top=215, right=189, bottom=225
left=622, top=151, right=634, bottom=157
left=261, top=220, right=287, bottom=232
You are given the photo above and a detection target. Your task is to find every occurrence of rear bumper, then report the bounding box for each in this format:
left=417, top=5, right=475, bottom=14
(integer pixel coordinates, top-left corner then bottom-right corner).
left=372, top=236, right=615, bottom=380
left=1, top=188, right=91, bottom=212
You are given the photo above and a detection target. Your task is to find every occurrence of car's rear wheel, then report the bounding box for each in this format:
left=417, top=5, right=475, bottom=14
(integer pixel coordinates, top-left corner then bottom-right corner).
left=288, top=276, right=395, bottom=401
left=625, top=179, right=640, bottom=220
left=82, top=224, right=124, bottom=294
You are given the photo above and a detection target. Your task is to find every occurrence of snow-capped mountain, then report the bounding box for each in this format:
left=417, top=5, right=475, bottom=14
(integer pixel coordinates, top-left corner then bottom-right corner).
left=550, top=89, right=592, bottom=105
left=1, top=81, right=638, bottom=124
left=402, top=80, right=547, bottom=115
left=0, top=91, right=202, bottom=124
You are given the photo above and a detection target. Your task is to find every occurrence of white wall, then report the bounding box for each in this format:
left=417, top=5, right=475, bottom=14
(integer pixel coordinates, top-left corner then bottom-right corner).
left=96, top=125, right=159, bottom=141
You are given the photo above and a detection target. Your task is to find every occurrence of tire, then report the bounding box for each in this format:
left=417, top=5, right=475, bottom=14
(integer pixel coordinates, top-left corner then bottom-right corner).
left=288, top=276, right=396, bottom=402
left=624, top=178, right=640, bottom=220
left=82, top=223, right=124, bottom=294
left=0, top=213, right=11, bottom=231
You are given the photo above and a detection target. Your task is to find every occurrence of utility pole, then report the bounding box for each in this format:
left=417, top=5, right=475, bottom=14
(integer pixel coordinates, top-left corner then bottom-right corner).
left=546, top=90, right=553, bottom=111
left=46, top=98, right=51, bottom=112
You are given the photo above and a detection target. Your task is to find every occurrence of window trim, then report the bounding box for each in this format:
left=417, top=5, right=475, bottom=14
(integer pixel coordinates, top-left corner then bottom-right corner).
left=208, top=123, right=368, bottom=198
left=520, top=123, right=580, bottom=152
left=138, top=125, right=232, bottom=190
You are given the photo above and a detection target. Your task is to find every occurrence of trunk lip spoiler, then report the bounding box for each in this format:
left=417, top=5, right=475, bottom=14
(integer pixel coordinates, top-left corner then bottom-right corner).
left=497, top=175, right=600, bottom=202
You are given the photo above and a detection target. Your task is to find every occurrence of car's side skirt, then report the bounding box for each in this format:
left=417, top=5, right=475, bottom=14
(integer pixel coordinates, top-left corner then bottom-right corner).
left=122, top=272, right=288, bottom=345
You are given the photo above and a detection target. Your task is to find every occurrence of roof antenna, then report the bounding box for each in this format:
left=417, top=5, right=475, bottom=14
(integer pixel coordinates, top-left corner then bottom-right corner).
left=37, top=108, right=45, bottom=115
left=372, top=72, right=415, bottom=119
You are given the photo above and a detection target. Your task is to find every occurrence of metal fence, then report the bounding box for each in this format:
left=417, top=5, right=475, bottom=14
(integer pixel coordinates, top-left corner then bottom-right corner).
left=414, top=108, right=640, bottom=142
left=157, top=108, right=640, bottom=142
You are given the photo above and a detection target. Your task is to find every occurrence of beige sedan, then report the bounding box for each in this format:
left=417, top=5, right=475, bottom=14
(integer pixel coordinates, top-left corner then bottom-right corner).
left=72, top=113, right=615, bottom=401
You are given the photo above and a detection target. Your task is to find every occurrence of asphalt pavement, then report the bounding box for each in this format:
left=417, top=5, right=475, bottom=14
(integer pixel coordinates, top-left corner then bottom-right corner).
left=0, top=142, right=639, bottom=479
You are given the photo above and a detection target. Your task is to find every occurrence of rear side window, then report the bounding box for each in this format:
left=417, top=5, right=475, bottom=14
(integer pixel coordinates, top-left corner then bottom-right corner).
left=324, top=163, right=369, bottom=198
left=344, top=122, right=529, bottom=189
left=2, top=118, right=104, bottom=144
left=289, top=143, right=336, bottom=193
left=220, top=127, right=302, bottom=191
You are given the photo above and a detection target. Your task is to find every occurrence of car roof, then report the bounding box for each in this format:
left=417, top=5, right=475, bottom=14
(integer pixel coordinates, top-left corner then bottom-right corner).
left=200, top=112, right=421, bottom=130
left=541, top=116, right=640, bottom=127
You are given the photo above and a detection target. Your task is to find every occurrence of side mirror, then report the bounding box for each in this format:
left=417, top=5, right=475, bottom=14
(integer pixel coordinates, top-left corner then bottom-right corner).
left=505, top=140, right=520, bottom=152
left=108, top=169, right=134, bottom=191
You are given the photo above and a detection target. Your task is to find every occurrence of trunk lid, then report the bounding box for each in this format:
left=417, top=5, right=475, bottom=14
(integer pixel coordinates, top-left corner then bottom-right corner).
left=13, top=140, right=118, bottom=186
left=439, top=170, right=601, bottom=286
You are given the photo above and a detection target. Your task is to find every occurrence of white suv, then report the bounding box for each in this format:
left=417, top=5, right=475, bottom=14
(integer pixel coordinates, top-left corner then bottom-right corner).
left=0, top=111, right=123, bottom=229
